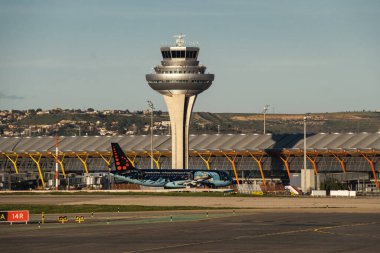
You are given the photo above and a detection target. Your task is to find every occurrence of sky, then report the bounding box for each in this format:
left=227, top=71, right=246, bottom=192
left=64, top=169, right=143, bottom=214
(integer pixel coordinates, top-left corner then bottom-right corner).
left=0, top=0, right=379, bottom=113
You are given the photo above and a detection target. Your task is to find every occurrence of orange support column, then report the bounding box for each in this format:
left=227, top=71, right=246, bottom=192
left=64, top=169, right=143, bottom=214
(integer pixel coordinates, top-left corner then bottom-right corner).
left=197, top=152, right=212, bottom=170
left=360, top=152, right=379, bottom=189
left=126, top=153, right=137, bottom=167
left=248, top=152, right=266, bottom=187
left=99, top=153, right=112, bottom=172
left=4, top=154, right=19, bottom=174
left=29, top=154, right=45, bottom=188
left=52, top=154, right=66, bottom=178
left=306, top=152, right=319, bottom=175
left=331, top=153, right=347, bottom=173
left=146, top=152, right=161, bottom=169
left=76, top=154, right=89, bottom=173
left=279, top=153, right=291, bottom=179
left=223, top=152, right=240, bottom=186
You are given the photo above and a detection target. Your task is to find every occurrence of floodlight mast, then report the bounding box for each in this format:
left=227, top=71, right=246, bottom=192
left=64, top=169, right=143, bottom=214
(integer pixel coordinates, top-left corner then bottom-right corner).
left=147, top=100, right=155, bottom=169
left=263, top=104, right=270, bottom=134
left=302, top=113, right=311, bottom=193
left=55, top=135, right=59, bottom=191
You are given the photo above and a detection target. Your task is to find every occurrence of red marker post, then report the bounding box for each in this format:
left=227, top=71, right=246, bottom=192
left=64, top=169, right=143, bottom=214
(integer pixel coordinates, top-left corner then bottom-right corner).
left=0, top=210, right=29, bottom=225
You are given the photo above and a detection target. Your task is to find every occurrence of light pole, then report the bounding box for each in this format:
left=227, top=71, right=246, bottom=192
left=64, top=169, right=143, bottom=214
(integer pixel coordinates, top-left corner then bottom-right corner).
left=147, top=100, right=155, bottom=169
left=55, top=135, right=59, bottom=191
left=108, top=165, right=111, bottom=190
left=302, top=113, right=311, bottom=193
left=263, top=104, right=270, bottom=134
left=303, top=115, right=307, bottom=171
left=74, top=125, right=81, bottom=136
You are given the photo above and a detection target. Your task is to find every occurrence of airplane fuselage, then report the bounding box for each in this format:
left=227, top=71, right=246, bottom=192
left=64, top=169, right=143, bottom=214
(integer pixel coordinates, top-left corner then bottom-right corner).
left=112, top=169, right=233, bottom=189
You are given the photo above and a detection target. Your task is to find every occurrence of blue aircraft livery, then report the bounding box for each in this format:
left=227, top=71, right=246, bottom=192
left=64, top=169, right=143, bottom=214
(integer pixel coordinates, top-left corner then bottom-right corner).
left=111, top=143, right=234, bottom=189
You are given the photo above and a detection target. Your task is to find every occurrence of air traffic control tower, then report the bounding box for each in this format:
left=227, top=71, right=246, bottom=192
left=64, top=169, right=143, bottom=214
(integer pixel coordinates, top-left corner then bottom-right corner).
left=146, top=35, right=214, bottom=169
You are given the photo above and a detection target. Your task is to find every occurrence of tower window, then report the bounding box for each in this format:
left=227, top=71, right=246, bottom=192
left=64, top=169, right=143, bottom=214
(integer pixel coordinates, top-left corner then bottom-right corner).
left=187, top=51, right=195, bottom=58
left=161, top=51, right=167, bottom=58
left=170, top=50, right=186, bottom=58
left=185, top=51, right=198, bottom=59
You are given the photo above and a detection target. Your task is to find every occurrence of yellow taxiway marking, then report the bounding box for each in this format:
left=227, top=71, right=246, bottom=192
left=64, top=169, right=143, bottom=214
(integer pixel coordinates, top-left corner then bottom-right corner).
left=313, top=221, right=380, bottom=238
left=124, top=221, right=380, bottom=253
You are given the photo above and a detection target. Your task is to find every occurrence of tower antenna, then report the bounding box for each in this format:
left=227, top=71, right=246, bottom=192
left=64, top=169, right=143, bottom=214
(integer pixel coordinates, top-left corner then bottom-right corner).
left=173, top=34, right=186, bottom=46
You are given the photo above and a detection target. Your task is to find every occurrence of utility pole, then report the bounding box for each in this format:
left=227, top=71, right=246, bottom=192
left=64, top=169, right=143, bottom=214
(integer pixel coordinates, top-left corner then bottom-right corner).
left=302, top=113, right=311, bottom=193
left=262, top=104, right=270, bottom=134
left=55, top=135, right=59, bottom=191
left=147, top=100, right=155, bottom=169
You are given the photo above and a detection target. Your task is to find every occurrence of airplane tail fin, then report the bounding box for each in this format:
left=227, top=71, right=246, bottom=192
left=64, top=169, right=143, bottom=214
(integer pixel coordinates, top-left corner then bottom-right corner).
left=111, top=143, right=136, bottom=172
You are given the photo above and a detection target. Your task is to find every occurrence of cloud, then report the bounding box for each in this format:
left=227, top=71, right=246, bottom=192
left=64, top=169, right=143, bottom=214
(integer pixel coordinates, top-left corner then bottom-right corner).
left=0, top=92, right=24, bottom=100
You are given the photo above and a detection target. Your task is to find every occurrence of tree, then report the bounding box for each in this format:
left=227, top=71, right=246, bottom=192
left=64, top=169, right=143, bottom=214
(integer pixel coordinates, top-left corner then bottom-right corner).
left=117, top=119, right=128, bottom=134
left=320, top=177, right=349, bottom=194
left=28, top=109, right=36, bottom=115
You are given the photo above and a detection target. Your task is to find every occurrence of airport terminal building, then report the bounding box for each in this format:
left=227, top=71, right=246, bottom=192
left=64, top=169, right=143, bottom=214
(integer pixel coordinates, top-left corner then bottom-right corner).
left=0, top=132, right=379, bottom=191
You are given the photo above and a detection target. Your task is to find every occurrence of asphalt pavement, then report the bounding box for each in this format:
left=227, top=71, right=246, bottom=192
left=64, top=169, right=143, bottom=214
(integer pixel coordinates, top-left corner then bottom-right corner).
left=0, top=210, right=379, bottom=253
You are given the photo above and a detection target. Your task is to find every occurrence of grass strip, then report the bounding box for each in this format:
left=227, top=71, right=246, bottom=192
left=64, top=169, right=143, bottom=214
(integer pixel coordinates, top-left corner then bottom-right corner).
left=0, top=191, right=285, bottom=197
left=0, top=191, right=233, bottom=197
left=0, top=204, right=232, bottom=214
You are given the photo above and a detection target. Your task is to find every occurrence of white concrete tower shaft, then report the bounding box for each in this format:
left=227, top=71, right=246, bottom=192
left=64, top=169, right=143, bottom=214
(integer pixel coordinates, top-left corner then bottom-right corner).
left=164, top=94, right=196, bottom=168
left=146, top=35, right=214, bottom=169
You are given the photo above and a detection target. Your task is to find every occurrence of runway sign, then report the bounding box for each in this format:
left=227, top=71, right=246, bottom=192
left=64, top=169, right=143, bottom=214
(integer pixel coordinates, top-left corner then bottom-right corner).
left=0, top=210, right=29, bottom=223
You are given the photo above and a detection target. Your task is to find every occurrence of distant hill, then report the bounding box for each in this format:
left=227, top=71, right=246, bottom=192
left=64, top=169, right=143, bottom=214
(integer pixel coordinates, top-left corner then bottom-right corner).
left=9, top=111, right=380, bottom=136
left=191, top=111, right=380, bottom=134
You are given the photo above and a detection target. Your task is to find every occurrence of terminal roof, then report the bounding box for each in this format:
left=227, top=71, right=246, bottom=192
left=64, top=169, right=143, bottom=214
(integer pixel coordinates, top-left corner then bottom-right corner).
left=1, top=133, right=379, bottom=154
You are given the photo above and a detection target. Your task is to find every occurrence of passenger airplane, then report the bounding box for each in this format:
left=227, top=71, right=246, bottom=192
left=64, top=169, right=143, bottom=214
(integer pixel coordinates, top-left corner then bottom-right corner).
left=110, top=143, right=233, bottom=189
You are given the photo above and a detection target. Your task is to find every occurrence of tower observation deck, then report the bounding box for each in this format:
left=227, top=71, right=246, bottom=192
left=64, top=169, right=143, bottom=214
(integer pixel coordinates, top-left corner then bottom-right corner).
left=146, top=35, right=214, bottom=169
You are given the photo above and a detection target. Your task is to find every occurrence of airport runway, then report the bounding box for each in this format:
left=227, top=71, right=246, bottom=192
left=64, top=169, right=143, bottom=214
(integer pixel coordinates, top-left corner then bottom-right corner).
left=1, top=194, right=380, bottom=252
left=0, top=210, right=379, bottom=253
